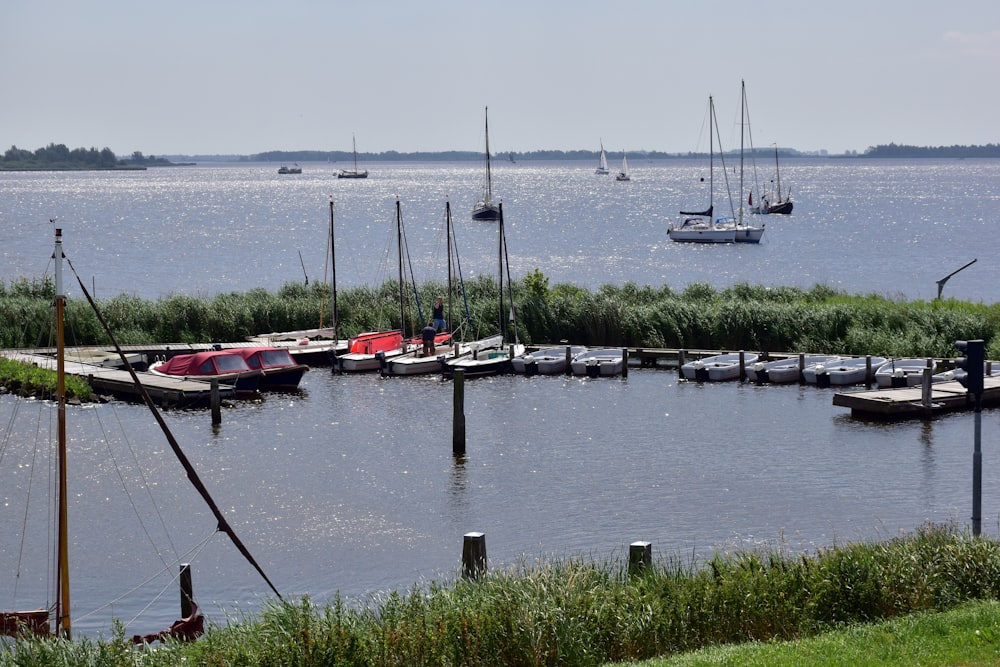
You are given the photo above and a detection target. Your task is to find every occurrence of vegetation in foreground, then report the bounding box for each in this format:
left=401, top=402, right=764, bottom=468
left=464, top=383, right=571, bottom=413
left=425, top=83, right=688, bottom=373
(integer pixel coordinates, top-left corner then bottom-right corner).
left=0, top=357, right=92, bottom=400
left=2, top=523, right=999, bottom=665
left=1, top=273, right=997, bottom=361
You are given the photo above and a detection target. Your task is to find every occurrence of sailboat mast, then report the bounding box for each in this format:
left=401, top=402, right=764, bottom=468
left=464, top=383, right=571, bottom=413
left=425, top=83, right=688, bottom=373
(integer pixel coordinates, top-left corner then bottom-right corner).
left=739, top=82, right=745, bottom=224
left=396, top=199, right=406, bottom=335
left=328, top=199, right=338, bottom=367
left=774, top=145, right=782, bottom=200
left=497, top=203, right=504, bottom=338
left=708, top=96, right=714, bottom=215
left=484, top=108, right=492, bottom=202
left=446, top=198, right=453, bottom=335
left=352, top=135, right=359, bottom=172
left=54, top=227, right=71, bottom=637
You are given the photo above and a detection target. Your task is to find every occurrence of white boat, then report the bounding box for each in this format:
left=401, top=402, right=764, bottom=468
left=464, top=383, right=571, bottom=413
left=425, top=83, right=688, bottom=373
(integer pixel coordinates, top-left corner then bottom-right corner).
left=805, top=356, right=888, bottom=386
left=615, top=152, right=630, bottom=181
left=385, top=335, right=500, bottom=376
left=337, top=134, right=368, bottom=179
left=595, top=141, right=609, bottom=175
left=875, top=358, right=937, bottom=388
left=746, top=354, right=841, bottom=384
left=570, top=348, right=625, bottom=377
left=512, top=345, right=587, bottom=375
left=681, top=352, right=758, bottom=381
left=669, top=96, right=736, bottom=244
left=472, top=107, right=500, bottom=221
left=730, top=80, right=765, bottom=243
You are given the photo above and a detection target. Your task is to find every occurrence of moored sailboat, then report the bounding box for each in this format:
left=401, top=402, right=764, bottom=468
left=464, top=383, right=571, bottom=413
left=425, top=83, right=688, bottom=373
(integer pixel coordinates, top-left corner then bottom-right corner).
left=595, top=141, right=610, bottom=175
left=337, top=134, right=368, bottom=179
left=472, top=107, right=501, bottom=221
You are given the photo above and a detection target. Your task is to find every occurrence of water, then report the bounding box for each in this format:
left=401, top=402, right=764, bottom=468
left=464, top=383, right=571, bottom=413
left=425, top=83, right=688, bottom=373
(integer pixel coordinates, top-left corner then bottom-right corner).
left=1, top=160, right=1000, bottom=636
left=2, top=158, right=999, bottom=302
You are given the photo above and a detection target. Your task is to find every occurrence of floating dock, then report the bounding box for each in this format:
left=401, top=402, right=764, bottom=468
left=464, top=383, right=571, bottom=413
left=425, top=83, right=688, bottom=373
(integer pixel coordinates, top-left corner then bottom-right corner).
left=832, top=376, right=1000, bottom=419
left=0, top=350, right=234, bottom=407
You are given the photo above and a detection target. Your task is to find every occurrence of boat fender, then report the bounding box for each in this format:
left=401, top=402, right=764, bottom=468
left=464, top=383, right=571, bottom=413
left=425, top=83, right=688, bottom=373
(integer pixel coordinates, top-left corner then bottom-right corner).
left=375, top=351, right=387, bottom=375
left=585, top=360, right=601, bottom=378
left=814, top=365, right=831, bottom=388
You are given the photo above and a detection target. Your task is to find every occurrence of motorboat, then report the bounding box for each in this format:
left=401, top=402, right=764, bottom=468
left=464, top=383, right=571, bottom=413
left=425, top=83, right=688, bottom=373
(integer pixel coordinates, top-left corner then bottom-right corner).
left=383, top=335, right=500, bottom=376
left=681, top=352, right=758, bottom=382
left=148, top=350, right=262, bottom=396
left=442, top=340, right=525, bottom=379
left=277, top=164, right=301, bottom=174
left=804, top=356, right=888, bottom=386
left=234, top=346, right=309, bottom=390
left=511, top=346, right=587, bottom=375
left=746, top=354, right=841, bottom=384
left=875, top=358, right=937, bottom=388
left=570, top=348, right=625, bottom=377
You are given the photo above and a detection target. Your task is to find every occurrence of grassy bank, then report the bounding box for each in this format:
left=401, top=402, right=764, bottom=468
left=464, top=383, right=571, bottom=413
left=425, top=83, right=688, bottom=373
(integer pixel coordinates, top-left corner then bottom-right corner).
left=3, top=524, right=999, bottom=665
left=0, top=357, right=92, bottom=400
left=2, top=274, right=998, bottom=359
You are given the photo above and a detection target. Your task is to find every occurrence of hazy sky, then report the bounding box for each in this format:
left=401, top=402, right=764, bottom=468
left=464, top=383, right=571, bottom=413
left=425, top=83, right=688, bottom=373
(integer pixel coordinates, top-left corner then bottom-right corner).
left=4, top=1, right=999, bottom=156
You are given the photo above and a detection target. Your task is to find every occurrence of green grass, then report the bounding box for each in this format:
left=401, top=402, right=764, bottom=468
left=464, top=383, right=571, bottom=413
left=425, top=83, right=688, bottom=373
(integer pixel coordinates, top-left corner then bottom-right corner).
left=0, top=356, right=92, bottom=400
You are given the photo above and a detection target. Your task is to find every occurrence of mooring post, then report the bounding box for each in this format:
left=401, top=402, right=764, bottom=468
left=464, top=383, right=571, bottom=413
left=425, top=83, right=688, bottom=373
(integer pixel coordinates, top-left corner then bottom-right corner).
left=798, top=353, right=806, bottom=384
left=628, top=541, right=652, bottom=576
left=564, top=346, right=572, bottom=375
left=921, top=367, right=933, bottom=408
left=622, top=347, right=629, bottom=378
left=865, top=355, right=874, bottom=388
left=678, top=349, right=686, bottom=377
left=462, top=532, right=487, bottom=579
left=179, top=563, right=194, bottom=618
left=738, top=351, right=746, bottom=382
left=453, top=369, right=466, bottom=455
left=210, top=379, right=221, bottom=425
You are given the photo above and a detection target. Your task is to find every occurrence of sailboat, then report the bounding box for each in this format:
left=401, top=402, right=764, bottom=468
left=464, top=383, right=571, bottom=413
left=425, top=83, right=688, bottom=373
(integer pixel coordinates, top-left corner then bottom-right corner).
left=732, top=80, right=765, bottom=243
left=337, top=134, right=368, bottom=179
left=442, top=201, right=525, bottom=378
left=337, top=199, right=450, bottom=372
left=595, top=141, right=610, bottom=175
left=757, top=145, right=793, bottom=214
left=471, top=107, right=500, bottom=221
left=1, top=228, right=280, bottom=640
left=615, top=151, right=631, bottom=181
left=668, top=96, right=737, bottom=243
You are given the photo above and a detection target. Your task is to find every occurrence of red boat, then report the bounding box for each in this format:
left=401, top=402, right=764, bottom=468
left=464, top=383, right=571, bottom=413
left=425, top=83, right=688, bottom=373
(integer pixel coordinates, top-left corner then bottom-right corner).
left=235, top=347, right=309, bottom=390
left=149, top=350, right=262, bottom=396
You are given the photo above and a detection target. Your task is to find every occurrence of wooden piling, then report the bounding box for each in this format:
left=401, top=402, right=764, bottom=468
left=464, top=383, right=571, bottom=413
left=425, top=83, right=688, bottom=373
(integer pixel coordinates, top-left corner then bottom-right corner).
left=865, top=355, right=874, bottom=388
left=622, top=347, right=629, bottom=378
left=798, top=353, right=806, bottom=384
left=179, top=563, right=194, bottom=618
left=453, top=369, right=466, bottom=455
left=564, top=346, right=572, bottom=375
left=210, top=380, right=221, bottom=425
left=921, top=367, right=933, bottom=408
left=628, top=541, right=652, bottom=575
left=462, top=532, right=487, bottom=579
left=678, top=349, right=686, bottom=377
left=738, top=351, right=746, bottom=382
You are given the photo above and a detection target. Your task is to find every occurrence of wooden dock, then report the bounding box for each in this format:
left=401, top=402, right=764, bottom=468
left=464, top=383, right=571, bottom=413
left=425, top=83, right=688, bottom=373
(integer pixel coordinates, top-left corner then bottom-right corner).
left=1, top=351, right=234, bottom=407
left=832, top=376, right=1000, bottom=419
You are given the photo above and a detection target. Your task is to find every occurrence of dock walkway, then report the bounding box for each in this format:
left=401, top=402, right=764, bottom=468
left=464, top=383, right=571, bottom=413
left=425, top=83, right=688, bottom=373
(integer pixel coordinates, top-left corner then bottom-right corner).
left=833, top=376, right=1000, bottom=419
left=1, top=351, right=233, bottom=407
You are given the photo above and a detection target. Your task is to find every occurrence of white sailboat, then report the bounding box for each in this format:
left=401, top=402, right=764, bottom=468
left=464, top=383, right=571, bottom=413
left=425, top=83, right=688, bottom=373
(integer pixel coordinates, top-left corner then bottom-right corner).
left=668, top=96, right=736, bottom=243
left=595, top=141, right=610, bottom=175
left=733, top=80, right=765, bottom=243
left=615, top=151, right=631, bottom=181
left=472, top=107, right=500, bottom=221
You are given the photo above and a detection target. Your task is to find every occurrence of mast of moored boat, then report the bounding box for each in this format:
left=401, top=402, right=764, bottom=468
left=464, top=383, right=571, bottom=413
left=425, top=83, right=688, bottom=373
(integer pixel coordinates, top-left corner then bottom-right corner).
left=54, top=227, right=71, bottom=637
left=328, top=198, right=339, bottom=369
left=395, top=198, right=406, bottom=337
left=446, top=198, right=453, bottom=336
left=484, top=108, right=492, bottom=205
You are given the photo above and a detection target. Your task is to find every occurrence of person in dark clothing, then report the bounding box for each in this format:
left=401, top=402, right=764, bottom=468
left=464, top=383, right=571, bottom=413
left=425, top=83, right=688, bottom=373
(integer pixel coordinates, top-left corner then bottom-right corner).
left=432, top=296, right=445, bottom=331
left=422, top=321, right=437, bottom=356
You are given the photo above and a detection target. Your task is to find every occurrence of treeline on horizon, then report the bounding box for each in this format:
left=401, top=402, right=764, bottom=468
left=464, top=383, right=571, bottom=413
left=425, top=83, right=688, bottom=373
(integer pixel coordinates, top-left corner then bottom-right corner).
left=0, top=144, right=176, bottom=170
left=1, top=272, right=997, bottom=362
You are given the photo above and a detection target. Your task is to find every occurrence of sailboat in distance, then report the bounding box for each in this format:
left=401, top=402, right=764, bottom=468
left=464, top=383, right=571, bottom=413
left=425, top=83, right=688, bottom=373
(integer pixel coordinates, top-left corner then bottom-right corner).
left=615, top=151, right=631, bottom=181
left=337, top=134, right=368, bottom=179
left=595, top=141, right=610, bottom=175
left=472, top=107, right=501, bottom=221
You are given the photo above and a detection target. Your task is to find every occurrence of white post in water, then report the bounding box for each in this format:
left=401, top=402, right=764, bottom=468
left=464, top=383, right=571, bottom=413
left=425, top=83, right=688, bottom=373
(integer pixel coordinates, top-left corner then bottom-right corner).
left=462, top=532, right=487, bottom=579
left=629, top=541, right=652, bottom=575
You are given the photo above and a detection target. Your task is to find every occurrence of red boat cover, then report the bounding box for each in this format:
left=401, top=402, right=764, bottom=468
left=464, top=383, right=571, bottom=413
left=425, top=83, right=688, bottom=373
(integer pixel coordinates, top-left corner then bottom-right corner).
left=156, top=351, right=252, bottom=376
left=348, top=331, right=404, bottom=355
left=236, top=347, right=297, bottom=369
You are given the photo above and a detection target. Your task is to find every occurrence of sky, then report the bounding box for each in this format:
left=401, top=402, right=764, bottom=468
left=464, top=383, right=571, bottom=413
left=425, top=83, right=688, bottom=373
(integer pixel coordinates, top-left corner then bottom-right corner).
left=3, top=0, right=999, bottom=157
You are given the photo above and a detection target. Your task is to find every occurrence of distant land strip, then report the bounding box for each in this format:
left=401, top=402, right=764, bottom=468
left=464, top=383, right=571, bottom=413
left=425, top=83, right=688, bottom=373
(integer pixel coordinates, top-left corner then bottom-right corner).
left=3, top=142, right=1000, bottom=170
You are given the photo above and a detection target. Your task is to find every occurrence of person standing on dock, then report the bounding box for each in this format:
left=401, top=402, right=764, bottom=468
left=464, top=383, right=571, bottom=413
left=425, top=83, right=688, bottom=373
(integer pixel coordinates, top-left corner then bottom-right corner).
left=422, top=321, right=437, bottom=356
left=432, top=297, right=446, bottom=332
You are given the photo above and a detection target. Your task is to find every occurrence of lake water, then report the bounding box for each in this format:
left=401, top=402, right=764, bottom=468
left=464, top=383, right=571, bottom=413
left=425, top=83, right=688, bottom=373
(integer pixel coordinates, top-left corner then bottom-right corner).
left=1, top=160, right=1000, bottom=637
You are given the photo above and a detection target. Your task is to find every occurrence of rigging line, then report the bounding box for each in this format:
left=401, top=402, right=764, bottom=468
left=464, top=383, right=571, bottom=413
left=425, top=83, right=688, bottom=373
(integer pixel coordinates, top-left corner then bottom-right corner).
left=74, top=529, right=216, bottom=625
left=450, top=214, right=473, bottom=334
left=92, top=401, right=179, bottom=568
left=500, top=218, right=519, bottom=344
left=65, top=260, right=282, bottom=601
left=401, top=218, right=424, bottom=328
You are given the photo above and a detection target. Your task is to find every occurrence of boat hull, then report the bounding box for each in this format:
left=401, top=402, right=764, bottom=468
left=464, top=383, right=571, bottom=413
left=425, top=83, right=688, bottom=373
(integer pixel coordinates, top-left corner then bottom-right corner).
left=570, top=349, right=625, bottom=377
left=681, top=353, right=758, bottom=381
left=472, top=204, right=500, bottom=221
left=875, top=359, right=936, bottom=388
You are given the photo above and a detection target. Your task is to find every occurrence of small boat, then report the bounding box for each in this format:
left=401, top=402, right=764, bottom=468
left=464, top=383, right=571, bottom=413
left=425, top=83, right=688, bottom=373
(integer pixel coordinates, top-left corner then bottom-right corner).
left=512, top=346, right=587, bottom=375
left=875, top=358, right=937, bottom=388
left=804, top=356, right=889, bottom=386
left=385, top=335, right=501, bottom=376
left=615, top=152, right=630, bottom=181
left=681, top=352, right=758, bottom=382
left=148, top=350, right=262, bottom=396
left=472, top=107, right=501, bottom=221
left=234, top=346, right=309, bottom=390
left=277, top=164, right=301, bottom=174
left=443, top=339, right=524, bottom=379
left=337, top=135, right=368, bottom=179
left=570, top=348, right=625, bottom=377
left=752, top=145, right=793, bottom=214
left=746, top=354, right=841, bottom=384
left=595, top=141, right=609, bottom=175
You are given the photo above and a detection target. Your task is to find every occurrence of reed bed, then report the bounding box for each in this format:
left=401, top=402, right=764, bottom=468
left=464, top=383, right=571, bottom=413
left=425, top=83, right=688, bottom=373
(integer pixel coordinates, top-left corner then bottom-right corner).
left=3, top=523, right=1000, bottom=666
left=1, top=275, right=998, bottom=360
